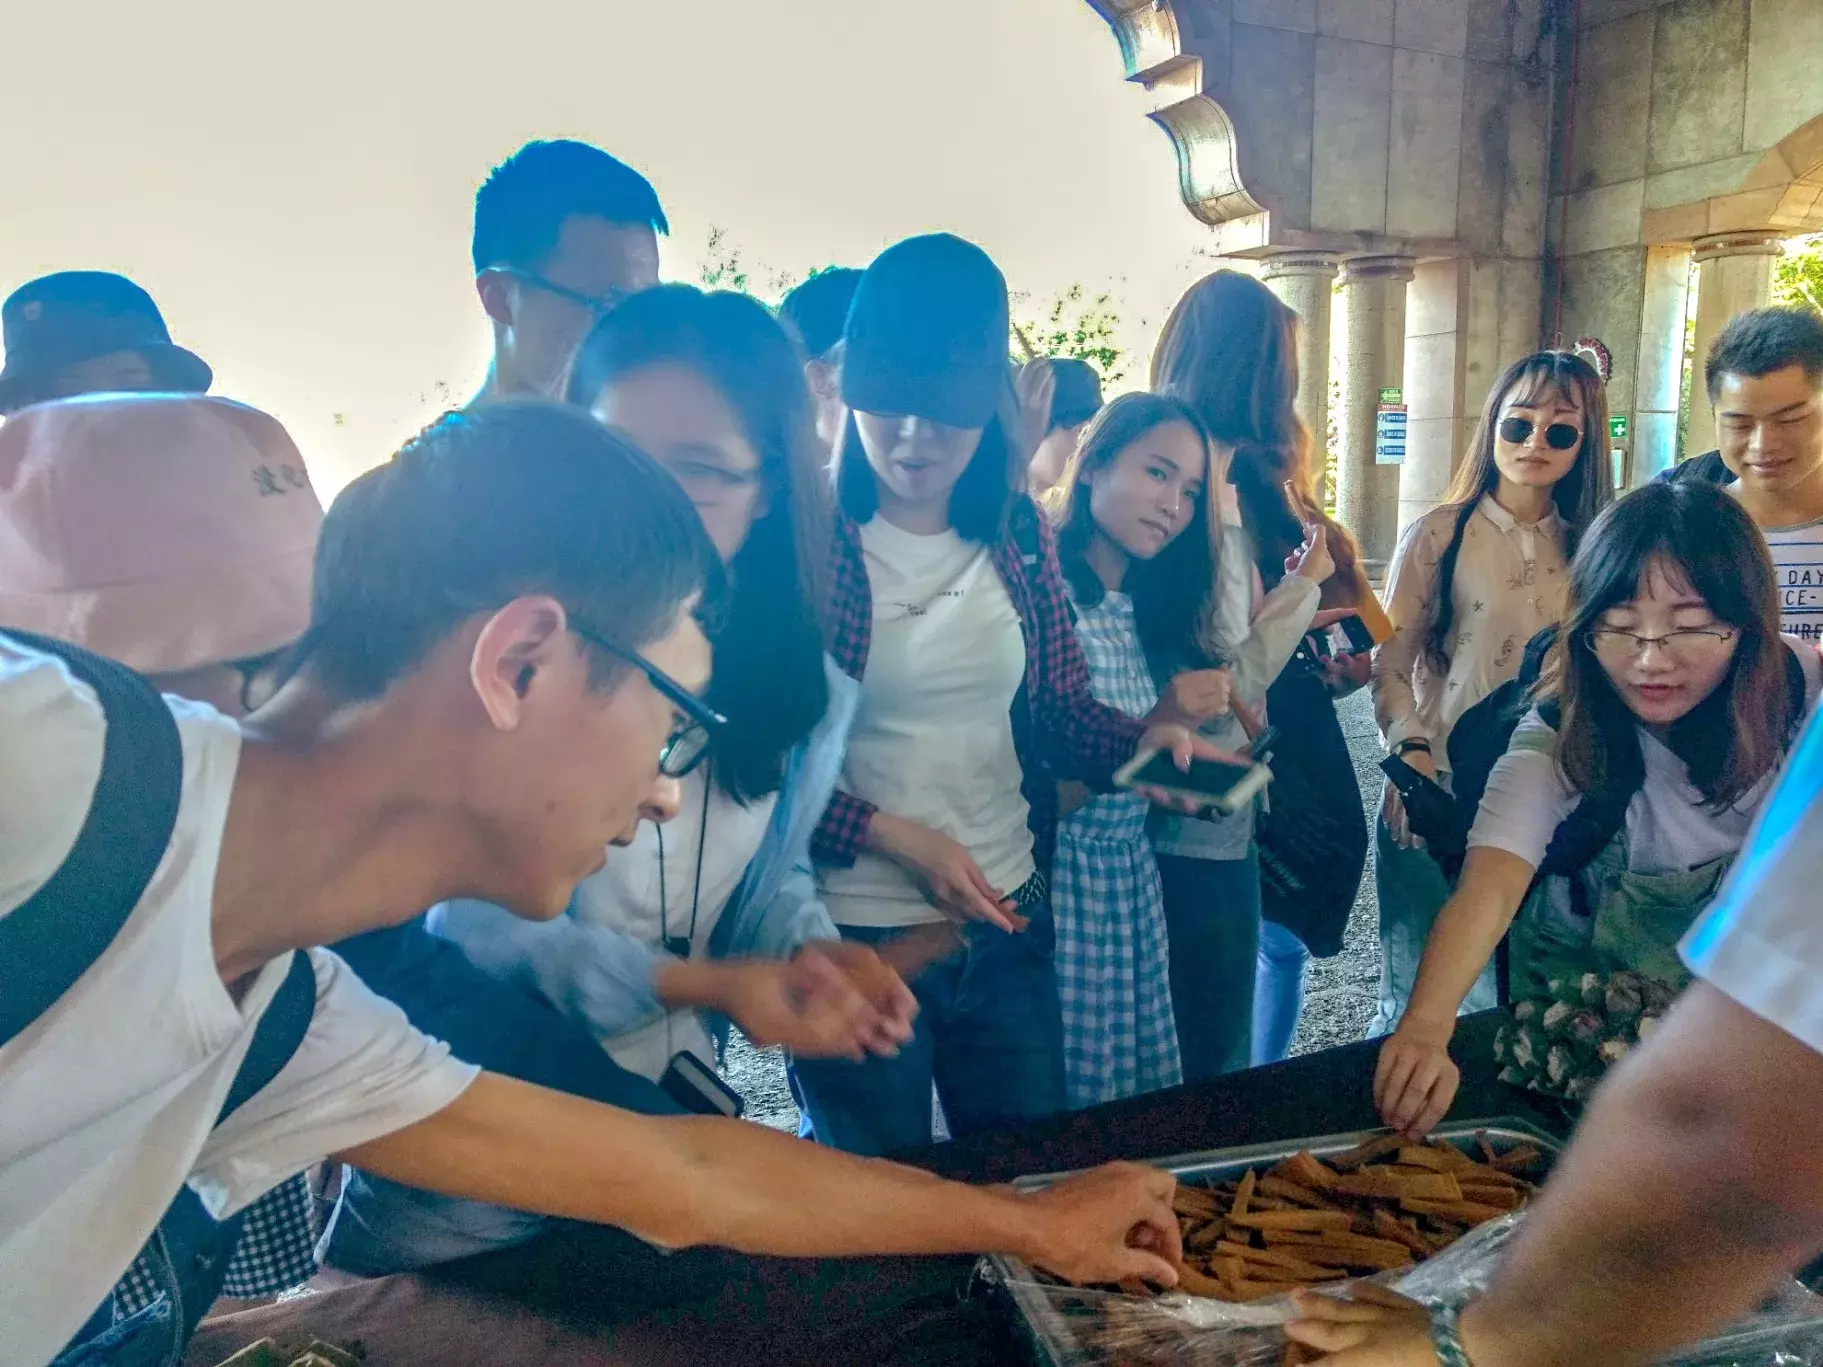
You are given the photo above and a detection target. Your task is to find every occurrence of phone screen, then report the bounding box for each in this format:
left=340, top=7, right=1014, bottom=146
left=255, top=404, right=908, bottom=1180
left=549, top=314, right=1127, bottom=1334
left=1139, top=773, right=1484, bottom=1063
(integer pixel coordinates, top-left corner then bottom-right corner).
left=1117, top=750, right=1271, bottom=810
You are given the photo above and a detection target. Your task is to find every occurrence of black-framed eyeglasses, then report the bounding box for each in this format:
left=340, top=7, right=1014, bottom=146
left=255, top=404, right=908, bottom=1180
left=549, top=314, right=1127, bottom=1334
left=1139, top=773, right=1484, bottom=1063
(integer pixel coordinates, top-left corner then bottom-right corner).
left=494, top=265, right=627, bottom=320
left=569, top=624, right=726, bottom=778
left=1498, top=415, right=1582, bottom=450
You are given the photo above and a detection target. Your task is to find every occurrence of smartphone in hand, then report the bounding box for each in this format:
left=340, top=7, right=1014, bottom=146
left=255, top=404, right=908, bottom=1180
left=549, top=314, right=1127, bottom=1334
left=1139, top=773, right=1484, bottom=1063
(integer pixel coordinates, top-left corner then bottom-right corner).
left=1113, top=748, right=1273, bottom=815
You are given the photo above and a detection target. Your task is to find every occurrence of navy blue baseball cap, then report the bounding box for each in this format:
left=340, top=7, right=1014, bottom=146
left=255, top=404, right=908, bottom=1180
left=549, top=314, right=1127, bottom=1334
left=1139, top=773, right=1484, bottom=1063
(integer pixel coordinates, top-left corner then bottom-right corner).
left=0, top=272, right=211, bottom=413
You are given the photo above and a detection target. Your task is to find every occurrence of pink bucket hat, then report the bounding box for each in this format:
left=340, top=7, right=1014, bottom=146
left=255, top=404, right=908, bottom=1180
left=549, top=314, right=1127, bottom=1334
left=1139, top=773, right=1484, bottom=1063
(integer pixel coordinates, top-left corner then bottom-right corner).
left=0, top=392, right=322, bottom=674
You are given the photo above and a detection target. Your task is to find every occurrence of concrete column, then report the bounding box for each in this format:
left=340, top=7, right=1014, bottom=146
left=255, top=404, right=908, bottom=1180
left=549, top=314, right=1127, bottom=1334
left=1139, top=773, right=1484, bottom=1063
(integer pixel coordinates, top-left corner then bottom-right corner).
left=1401, top=258, right=1467, bottom=534
left=1630, top=244, right=1694, bottom=486
left=1684, top=232, right=1784, bottom=460
left=1337, top=255, right=1415, bottom=573
left=1259, top=251, right=1343, bottom=461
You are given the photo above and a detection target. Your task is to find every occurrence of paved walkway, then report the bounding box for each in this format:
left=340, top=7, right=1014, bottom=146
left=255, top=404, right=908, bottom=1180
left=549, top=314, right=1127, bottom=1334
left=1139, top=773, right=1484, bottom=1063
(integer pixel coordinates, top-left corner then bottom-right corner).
left=725, top=688, right=1388, bottom=1130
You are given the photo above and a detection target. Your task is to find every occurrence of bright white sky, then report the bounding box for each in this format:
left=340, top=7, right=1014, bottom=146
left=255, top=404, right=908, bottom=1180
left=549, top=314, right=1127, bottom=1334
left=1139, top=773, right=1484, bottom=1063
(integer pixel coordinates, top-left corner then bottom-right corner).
left=2, top=0, right=1214, bottom=497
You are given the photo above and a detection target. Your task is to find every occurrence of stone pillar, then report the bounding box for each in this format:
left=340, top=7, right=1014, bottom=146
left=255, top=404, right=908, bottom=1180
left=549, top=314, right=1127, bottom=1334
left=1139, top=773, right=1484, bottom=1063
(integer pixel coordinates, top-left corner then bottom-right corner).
left=1337, top=255, right=1415, bottom=573
left=1684, top=232, right=1784, bottom=460
left=1259, top=251, right=1342, bottom=461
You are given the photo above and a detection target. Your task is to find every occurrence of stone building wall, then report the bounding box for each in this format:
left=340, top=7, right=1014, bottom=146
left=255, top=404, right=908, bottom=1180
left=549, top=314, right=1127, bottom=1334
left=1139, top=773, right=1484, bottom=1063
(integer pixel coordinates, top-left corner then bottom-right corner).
left=1089, top=0, right=1823, bottom=547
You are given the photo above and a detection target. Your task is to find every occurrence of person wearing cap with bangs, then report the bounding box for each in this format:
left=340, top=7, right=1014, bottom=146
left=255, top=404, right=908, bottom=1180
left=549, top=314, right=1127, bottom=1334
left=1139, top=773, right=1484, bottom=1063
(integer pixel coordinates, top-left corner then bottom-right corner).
left=0, top=271, right=212, bottom=416
left=0, top=394, right=1188, bottom=1367
left=793, top=233, right=1239, bottom=1157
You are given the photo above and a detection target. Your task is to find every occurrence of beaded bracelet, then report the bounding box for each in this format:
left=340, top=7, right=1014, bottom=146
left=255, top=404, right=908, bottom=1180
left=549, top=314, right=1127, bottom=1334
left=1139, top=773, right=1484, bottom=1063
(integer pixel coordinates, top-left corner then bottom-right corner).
left=1429, top=1303, right=1476, bottom=1367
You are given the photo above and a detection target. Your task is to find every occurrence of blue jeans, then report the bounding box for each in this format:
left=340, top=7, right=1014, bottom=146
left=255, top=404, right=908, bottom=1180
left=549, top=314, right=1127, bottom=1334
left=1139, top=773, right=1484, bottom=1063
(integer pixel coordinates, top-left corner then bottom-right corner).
left=322, top=917, right=683, bottom=1273
left=792, top=910, right=1066, bottom=1156
left=1253, top=919, right=1310, bottom=1065
left=1156, top=851, right=1260, bottom=1081
left=1368, top=813, right=1498, bottom=1038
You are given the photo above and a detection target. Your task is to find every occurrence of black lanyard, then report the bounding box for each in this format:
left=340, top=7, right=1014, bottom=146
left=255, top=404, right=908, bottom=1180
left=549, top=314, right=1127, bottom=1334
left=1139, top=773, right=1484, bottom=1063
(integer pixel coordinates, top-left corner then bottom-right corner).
left=656, top=767, right=712, bottom=960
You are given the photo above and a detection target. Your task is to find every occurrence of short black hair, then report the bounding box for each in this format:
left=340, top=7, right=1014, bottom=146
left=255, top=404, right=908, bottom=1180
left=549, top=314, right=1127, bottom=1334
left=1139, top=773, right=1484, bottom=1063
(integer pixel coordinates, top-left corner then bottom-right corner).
left=1705, top=306, right=1823, bottom=399
left=301, top=401, right=717, bottom=700
left=778, top=268, right=863, bottom=361
left=471, top=140, right=669, bottom=274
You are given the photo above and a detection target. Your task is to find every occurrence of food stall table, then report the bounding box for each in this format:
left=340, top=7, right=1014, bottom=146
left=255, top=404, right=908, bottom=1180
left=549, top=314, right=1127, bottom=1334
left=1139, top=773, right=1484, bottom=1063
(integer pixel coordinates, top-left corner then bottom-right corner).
left=186, top=1013, right=1559, bottom=1367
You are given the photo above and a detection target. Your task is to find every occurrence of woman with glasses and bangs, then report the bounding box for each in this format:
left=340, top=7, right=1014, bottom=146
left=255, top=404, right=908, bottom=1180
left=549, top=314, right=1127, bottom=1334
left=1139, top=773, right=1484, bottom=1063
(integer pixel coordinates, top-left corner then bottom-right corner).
left=1370, top=351, right=1613, bottom=1038
left=433, top=284, right=916, bottom=1102
left=1375, top=480, right=1823, bottom=1136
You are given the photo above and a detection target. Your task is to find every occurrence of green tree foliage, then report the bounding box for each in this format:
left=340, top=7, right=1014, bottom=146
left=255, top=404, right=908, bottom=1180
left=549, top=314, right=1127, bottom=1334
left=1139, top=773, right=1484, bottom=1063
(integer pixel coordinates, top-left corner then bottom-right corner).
left=1011, top=282, right=1126, bottom=384
left=1775, top=234, right=1823, bottom=314
left=697, top=226, right=832, bottom=304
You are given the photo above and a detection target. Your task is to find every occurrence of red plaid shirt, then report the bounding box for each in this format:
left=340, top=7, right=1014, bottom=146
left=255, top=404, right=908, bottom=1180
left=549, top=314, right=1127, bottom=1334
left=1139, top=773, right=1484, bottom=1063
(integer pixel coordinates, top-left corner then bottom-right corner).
left=815, top=496, right=1146, bottom=876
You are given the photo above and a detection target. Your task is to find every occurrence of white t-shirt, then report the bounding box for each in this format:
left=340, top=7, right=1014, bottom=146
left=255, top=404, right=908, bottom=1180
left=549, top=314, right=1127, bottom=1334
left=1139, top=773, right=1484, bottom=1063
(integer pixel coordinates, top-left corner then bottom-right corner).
left=1683, top=709, right=1823, bottom=1052
left=820, top=517, right=1034, bottom=928
left=570, top=768, right=777, bottom=1079
left=0, top=639, right=478, bottom=1364
left=1468, top=640, right=1823, bottom=874
left=1731, top=486, right=1823, bottom=642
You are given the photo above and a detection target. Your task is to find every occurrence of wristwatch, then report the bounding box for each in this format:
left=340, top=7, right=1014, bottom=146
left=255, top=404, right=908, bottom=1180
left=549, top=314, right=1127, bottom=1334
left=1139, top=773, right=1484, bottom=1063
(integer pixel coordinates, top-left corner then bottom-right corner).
left=1429, top=1303, right=1475, bottom=1367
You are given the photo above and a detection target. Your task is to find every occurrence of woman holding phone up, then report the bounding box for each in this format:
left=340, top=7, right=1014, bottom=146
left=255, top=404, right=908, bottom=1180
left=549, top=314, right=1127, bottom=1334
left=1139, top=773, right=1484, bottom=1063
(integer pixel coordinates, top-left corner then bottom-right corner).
left=1377, top=480, right=1821, bottom=1136
left=792, top=235, right=1228, bottom=1155
left=1369, top=351, right=1611, bottom=1038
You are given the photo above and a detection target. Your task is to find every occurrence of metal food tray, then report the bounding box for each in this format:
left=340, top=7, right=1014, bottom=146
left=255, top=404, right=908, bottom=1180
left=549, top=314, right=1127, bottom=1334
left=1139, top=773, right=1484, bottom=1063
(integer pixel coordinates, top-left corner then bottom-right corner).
left=986, top=1118, right=1564, bottom=1367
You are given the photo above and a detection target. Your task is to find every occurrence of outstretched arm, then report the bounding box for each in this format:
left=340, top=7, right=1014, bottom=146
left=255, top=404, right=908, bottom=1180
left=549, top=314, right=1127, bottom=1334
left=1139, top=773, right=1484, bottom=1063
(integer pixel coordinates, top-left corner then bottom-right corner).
left=338, top=1071, right=1182, bottom=1285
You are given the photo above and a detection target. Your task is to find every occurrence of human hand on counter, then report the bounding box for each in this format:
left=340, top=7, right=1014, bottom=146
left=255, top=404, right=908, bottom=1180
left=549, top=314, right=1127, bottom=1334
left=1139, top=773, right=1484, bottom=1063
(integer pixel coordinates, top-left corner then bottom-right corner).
left=1018, top=1163, right=1183, bottom=1288
left=1374, top=1016, right=1460, bottom=1139
left=869, top=812, right=1025, bottom=932
left=1284, top=1286, right=1437, bottom=1364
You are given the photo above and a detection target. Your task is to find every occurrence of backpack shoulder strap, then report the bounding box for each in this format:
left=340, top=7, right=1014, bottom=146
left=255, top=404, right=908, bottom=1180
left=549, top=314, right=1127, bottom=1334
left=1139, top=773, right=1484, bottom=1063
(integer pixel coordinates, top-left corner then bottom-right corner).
left=217, top=951, right=316, bottom=1123
left=0, top=630, right=184, bottom=1048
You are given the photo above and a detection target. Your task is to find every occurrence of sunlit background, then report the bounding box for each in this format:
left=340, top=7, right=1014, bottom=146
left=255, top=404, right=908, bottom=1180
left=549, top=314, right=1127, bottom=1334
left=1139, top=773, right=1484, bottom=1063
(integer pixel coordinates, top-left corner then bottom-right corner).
left=1, top=0, right=1217, bottom=497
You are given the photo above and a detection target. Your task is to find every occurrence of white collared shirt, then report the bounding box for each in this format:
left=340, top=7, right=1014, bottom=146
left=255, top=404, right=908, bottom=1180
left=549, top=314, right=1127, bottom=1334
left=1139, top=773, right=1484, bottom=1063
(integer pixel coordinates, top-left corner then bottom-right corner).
left=1374, top=494, right=1570, bottom=764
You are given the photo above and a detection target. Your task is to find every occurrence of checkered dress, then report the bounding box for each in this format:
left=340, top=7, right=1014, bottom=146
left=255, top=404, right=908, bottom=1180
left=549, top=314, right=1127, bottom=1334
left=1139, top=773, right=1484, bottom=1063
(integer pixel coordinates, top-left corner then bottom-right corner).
left=1054, top=589, right=1181, bottom=1109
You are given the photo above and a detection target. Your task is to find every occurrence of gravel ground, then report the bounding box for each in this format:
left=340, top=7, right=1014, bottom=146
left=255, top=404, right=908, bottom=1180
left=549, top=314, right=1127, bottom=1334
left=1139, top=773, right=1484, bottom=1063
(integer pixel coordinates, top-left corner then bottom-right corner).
left=726, top=686, right=1388, bottom=1132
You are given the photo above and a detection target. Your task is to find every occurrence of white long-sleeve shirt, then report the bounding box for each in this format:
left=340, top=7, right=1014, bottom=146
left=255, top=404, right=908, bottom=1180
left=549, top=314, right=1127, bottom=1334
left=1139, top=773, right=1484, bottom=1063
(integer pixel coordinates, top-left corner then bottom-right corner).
left=1373, top=495, right=1569, bottom=767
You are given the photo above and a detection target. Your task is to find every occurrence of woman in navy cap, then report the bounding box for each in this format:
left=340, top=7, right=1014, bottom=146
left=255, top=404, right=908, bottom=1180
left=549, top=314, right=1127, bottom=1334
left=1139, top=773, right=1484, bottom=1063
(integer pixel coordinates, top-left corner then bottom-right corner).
left=793, top=233, right=1229, bottom=1154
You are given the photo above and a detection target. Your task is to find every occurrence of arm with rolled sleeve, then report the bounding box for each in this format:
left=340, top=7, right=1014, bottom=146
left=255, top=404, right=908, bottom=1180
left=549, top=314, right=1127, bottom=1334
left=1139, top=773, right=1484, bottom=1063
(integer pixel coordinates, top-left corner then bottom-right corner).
left=1373, top=513, right=1445, bottom=753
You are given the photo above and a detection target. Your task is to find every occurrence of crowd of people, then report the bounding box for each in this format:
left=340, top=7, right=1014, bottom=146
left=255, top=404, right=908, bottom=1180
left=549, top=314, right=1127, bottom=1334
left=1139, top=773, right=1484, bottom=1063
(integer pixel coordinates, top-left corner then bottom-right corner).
left=5, top=134, right=1823, bottom=1367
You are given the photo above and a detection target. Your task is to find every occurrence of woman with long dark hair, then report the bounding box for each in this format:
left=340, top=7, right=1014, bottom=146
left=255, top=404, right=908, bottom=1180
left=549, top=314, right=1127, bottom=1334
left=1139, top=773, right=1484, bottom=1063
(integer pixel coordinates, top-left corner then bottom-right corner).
left=793, top=235, right=1225, bottom=1154
left=1370, top=351, right=1612, bottom=1037
left=1149, top=269, right=1354, bottom=1070
left=435, top=285, right=914, bottom=1089
left=1046, top=393, right=1223, bottom=1106
left=1377, top=480, right=1821, bottom=1135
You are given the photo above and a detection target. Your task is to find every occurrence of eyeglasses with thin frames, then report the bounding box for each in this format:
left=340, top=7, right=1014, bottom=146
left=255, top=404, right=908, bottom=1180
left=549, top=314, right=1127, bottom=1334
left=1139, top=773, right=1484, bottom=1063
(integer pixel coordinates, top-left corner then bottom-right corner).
left=493, top=265, right=628, bottom=321
left=1498, top=415, right=1582, bottom=450
left=1585, top=625, right=1737, bottom=660
left=569, top=623, right=726, bottom=778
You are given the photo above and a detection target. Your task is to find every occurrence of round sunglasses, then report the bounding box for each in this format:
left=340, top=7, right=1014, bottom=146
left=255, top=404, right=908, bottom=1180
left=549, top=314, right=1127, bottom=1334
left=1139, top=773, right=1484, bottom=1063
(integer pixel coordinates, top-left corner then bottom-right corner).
left=1498, top=415, right=1581, bottom=450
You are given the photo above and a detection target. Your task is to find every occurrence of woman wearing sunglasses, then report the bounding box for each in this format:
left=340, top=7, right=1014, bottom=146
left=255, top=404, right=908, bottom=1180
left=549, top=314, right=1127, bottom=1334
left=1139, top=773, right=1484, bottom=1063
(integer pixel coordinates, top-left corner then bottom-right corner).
left=434, top=285, right=915, bottom=1100
left=1369, top=351, right=1612, bottom=1037
left=1376, top=480, right=1822, bottom=1135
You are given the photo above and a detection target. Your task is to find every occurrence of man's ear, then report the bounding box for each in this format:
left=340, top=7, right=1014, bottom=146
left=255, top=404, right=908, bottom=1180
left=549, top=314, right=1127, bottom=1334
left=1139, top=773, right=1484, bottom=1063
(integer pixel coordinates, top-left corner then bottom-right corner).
left=476, top=269, right=517, bottom=330
left=469, top=597, right=570, bottom=730
left=805, top=360, right=837, bottom=401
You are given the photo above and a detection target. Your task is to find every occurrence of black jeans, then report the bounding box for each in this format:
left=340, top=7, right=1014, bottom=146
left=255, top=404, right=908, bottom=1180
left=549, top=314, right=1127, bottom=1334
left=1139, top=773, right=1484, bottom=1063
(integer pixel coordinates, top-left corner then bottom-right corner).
left=1156, top=851, right=1262, bottom=1082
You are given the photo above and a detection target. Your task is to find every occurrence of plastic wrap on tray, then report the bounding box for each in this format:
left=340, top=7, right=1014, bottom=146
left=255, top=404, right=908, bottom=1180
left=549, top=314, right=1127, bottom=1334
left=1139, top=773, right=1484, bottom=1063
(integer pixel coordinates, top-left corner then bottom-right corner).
left=1000, top=1212, right=1823, bottom=1366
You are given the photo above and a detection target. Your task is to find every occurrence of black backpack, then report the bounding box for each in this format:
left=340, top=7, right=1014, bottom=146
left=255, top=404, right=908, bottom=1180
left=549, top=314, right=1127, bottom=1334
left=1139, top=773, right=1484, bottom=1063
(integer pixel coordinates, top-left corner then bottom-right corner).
left=0, top=632, right=317, bottom=1365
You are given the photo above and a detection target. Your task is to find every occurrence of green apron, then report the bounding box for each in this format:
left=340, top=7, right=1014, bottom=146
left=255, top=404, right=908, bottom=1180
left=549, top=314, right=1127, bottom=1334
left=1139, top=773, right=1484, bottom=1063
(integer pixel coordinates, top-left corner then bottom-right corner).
left=1511, top=832, right=1734, bottom=1000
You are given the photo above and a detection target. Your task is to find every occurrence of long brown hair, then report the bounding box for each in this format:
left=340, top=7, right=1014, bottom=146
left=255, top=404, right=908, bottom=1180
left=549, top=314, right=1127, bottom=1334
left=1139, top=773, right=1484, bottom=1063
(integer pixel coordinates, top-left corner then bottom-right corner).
left=1150, top=269, right=1364, bottom=605
left=1546, top=481, right=1790, bottom=808
left=1424, top=350, right=1613, bottom=670
left=1052, top=392, right=1223, bottom=671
